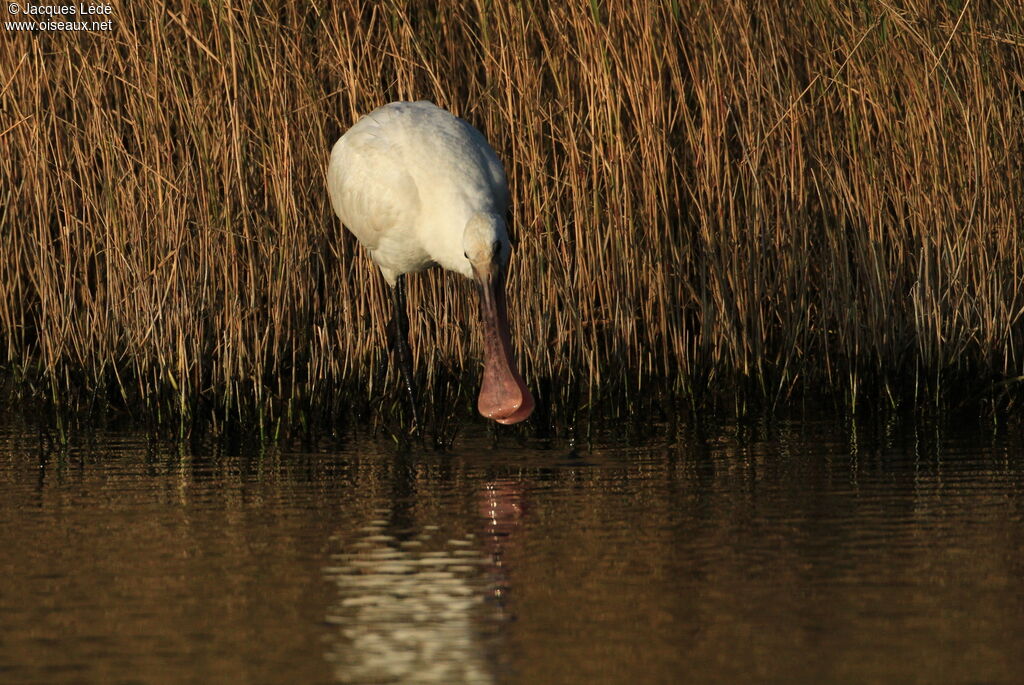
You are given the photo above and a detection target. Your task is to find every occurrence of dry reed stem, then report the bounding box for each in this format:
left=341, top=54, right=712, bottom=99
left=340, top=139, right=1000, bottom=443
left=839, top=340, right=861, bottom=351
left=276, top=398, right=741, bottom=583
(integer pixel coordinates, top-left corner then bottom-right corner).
left=1, top=0, right=1022, bottom=421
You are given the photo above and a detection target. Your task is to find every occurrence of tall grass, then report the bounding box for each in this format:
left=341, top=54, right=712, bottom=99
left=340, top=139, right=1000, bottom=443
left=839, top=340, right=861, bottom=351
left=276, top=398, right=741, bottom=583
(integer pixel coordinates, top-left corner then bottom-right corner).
left=1, top=0, right=1023, bottom=426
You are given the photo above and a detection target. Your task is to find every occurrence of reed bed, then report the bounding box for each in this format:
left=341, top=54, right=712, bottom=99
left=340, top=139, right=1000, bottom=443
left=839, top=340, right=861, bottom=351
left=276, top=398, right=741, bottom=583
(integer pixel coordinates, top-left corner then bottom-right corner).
left=1, top=0, right=1023, bottom=428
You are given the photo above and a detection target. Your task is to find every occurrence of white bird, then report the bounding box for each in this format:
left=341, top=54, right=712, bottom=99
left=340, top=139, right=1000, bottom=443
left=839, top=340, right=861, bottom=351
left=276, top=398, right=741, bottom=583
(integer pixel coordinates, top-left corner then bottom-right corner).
left=327, top=101, right=534, bottom=425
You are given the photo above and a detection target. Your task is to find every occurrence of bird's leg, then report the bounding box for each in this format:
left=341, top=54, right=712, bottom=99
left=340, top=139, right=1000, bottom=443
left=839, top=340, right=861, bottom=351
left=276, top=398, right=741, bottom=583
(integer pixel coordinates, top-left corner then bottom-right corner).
left=391, top=275, right=420, bottom=430
left=373, top=308, right=397, bottom=391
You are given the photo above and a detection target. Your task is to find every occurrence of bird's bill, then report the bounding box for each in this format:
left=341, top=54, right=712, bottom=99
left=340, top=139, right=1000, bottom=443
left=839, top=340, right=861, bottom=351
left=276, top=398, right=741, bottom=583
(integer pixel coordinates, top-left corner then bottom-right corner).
left=475, top=268, right=534, bottom=425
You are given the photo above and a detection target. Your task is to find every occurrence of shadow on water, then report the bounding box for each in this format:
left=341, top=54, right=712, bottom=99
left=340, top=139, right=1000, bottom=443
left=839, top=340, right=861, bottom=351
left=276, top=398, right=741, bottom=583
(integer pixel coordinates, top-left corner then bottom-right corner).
left=0, top=415, right=1022, bottom=684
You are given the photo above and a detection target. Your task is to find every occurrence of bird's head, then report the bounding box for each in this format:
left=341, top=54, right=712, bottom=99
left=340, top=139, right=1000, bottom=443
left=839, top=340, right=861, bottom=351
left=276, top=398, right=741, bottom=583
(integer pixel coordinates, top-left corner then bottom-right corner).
left=462, top=212, right=510, bottom=276
left=462, top=213, right=534, bottom=425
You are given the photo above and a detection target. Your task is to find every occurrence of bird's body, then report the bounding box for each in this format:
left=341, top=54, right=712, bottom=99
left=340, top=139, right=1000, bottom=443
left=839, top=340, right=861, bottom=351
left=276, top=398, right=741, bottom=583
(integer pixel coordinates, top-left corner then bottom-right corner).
left=327, top=101, right=534, bottom=425
left=328, top=101, right=509, bottom=283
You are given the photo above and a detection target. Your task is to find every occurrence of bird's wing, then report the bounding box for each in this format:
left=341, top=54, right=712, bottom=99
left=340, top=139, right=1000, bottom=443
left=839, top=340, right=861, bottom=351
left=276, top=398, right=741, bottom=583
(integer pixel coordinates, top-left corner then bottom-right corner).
left=463, top=121, right=510, bottom=213
left=327, top=112, right=421, bottom=252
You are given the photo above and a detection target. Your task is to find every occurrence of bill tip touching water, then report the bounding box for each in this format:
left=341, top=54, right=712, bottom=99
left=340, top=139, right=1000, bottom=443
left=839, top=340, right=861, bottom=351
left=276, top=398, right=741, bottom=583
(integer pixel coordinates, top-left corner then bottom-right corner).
left=327, top=101, right=534, bottom=427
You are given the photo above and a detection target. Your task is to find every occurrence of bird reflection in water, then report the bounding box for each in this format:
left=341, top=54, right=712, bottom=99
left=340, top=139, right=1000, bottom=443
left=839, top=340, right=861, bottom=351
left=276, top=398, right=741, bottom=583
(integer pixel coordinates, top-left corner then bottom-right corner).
left=477, top=479, right=525, bottom=610
left=322, top=479, right=527, bottom=684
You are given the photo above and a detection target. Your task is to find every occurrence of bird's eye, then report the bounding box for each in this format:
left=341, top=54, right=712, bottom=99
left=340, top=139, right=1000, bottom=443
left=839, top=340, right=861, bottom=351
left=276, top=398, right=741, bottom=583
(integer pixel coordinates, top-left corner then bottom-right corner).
left=463, top=251, right=469, bottom=259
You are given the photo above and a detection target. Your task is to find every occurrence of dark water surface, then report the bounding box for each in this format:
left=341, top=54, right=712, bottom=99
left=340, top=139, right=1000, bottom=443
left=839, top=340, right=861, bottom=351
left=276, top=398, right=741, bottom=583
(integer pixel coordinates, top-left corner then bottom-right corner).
left=1, top=419, right=1022, bottom=684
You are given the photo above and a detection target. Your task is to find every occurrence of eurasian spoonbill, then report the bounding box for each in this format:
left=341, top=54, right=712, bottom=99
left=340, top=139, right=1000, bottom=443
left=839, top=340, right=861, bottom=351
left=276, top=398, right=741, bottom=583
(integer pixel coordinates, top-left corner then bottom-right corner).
left=327, top=101, right=534, bottom=426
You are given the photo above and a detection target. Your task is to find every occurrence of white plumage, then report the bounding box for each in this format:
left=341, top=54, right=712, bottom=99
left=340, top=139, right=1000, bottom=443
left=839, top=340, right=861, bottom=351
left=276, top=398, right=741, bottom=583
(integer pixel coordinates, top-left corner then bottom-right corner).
left=327, top=101, right=533, bottom=425
left=328, top=101, right=510, bottom=283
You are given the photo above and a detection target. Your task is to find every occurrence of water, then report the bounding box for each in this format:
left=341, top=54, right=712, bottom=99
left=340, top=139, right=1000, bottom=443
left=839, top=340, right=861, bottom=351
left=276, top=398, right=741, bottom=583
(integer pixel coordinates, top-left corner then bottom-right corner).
left=1, top=419, right=1022, bottom=684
